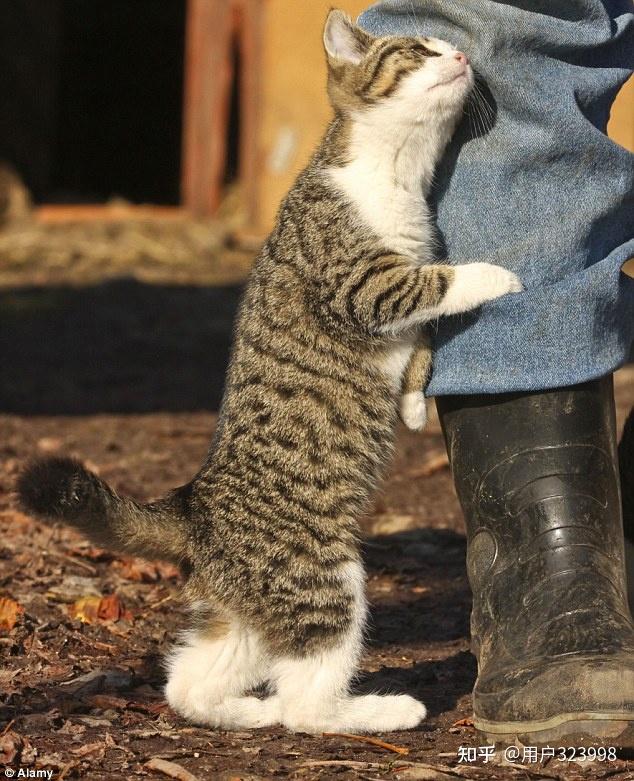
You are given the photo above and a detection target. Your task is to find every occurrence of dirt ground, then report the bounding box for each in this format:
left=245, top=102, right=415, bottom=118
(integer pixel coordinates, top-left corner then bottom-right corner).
left=1, top=214, right=634, bottom=781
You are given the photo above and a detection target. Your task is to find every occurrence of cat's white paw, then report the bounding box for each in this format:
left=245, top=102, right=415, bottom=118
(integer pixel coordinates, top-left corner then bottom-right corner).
left=166, top=679, right=282, bottom=729
left=440, top=262, right=523, bottom=316
left=484, top=264, right=524, bottom=297
left=282, top=693, right=426, bottom=734
left=401, top=391, right=427, bottom=431
left=341, top=694, right=427, bottom=732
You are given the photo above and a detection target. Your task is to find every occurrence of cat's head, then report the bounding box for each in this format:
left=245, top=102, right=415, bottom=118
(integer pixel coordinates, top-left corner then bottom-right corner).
left=323, top=10, right=473, bottom=126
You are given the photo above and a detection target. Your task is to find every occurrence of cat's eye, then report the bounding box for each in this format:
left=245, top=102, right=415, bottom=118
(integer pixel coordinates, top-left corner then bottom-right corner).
left=411, top=43, right=442, bottom=58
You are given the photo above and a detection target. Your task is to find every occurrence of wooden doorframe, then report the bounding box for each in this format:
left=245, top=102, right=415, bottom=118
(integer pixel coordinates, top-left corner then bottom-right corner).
left=236, top=0, right=264, bottom=227
left=181, top=0, right=263, bottom=222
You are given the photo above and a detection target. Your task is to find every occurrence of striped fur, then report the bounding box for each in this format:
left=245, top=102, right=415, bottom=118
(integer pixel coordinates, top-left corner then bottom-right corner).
left=18, top=10, right=522, bottom=733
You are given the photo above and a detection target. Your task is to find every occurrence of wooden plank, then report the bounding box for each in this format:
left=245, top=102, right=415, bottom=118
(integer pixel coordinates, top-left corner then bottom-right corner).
left=181, top=0, right=233, bottom=216
left=254, top=1, right=368, bottom=233
left=236, top=0, right=264, bottom=227
left=181, top=0, right=264, bottom=223
left=35, top=205, right=188, bottom=223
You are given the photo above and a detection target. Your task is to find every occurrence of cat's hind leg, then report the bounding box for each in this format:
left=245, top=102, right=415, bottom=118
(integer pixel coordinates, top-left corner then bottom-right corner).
left=400, top=330, right=432, bottom=431
left=165, top=617, right=281, bottom=729
left=273, top=637, right=427, bottom=733
left=271, top=561, right=427, bottom=733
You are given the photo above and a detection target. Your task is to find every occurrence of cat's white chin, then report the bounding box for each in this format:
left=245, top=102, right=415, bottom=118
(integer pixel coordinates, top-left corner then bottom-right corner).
left=431, top=70, right=469, bottom=90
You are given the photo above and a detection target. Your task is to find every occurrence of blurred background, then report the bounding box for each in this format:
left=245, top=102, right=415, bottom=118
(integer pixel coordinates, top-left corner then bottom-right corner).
left=0, top=0, right=632, bottom=417
left=0, top=0, right=375, bottom=233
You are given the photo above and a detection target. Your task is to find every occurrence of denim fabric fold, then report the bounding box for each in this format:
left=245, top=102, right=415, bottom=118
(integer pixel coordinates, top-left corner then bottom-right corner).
left=359, top=0, right=634, bottom=394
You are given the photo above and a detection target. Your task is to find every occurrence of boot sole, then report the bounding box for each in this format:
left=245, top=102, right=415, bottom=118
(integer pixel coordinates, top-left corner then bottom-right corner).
left=475, top=712, right=634, bottom=747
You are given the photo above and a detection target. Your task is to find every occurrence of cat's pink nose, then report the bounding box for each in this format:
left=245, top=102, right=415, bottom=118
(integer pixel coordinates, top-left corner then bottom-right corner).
left=454, top=52, right=469, bottom=66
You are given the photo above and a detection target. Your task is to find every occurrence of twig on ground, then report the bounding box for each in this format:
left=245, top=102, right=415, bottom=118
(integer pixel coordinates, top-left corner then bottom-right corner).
left=0, top=719, right=15, bottom=737
left=146, top=594, right=174, bottom=611
left=300, top=760, right=390, bottom=770
left=322, top=732, right=410, bottom=755
left=71, top=631, right=118, bottom=654
left=145, top=756, right=200, bottom=781
left=57, top=761, right=79, bottom=781
left=408, top=453, right=450, bottom=478
left=46, top=550, right=99, bottom=575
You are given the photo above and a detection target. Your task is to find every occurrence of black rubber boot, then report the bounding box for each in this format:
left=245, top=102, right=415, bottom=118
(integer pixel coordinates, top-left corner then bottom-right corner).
left=619, top=408, right=634, bottom=611
left=436, top=376, right=634, bottom=746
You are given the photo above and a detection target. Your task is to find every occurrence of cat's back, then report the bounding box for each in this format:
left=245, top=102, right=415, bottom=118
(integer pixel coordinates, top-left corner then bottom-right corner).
left=190, top=120, right=402, bottom=547
left=201, top=211, right=397, bottom=519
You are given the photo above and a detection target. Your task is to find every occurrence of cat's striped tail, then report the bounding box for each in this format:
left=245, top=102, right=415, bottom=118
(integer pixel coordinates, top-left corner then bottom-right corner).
left=17, top=457, right=191, bottom=565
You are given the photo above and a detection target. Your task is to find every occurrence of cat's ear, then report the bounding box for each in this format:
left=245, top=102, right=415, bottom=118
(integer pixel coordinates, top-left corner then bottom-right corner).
left=323, top=10, right=373, bottom=66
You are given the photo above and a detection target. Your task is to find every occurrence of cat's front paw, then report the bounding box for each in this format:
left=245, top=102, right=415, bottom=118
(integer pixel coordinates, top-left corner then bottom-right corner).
left=440, top=263, right=523, bottom=316
left=483, top=264, right=523, bottom=298
left=401, top=391, right=427, bottom=431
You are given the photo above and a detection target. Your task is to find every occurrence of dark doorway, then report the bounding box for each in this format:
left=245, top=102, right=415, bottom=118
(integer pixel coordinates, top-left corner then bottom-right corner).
left=0, top=0, right=186, bottom=205
left=223, top=34, right=242, bottom=188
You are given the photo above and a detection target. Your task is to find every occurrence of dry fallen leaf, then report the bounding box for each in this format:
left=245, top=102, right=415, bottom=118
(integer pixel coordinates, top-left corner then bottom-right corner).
left=0, top=596, right=24, bottom=631
left=450, top=717, right=474, bottom=728
left=145, top=757, right=200, bottom=781
left=34, top=753, right=74, bottom=773
left=156, top=562, right=182, bottom=579
left=70, top=741, right=106, bottom=758
left=68, top=594, right=132, bottom=624
left=0, top=730, right=21, bottom=764
left=20, top=736, right=37, bottom=764
left=88, top=694, right=129, bottom=710
left=140, top=700, right=171, bottom=715
left=0, top=670, right=19, bottom=690
left=0, top=731, right=35, bottom=767
left=65, top=544, right=112, bottom=562
left=114, top=558, right=180, bottom=582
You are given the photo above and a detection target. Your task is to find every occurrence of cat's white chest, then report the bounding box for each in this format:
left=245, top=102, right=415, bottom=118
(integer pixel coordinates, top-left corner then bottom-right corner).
left=328, top=162, right=434, bottom=262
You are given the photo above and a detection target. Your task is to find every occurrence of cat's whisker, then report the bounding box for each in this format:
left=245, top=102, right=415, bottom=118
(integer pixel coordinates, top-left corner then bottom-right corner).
left=472, top=79, right=495, bottom=122
left=465, top=101, right=485, bottom=138
left=466, top=82, right=495, bottom=138
left=407, top=0, right=425, bottom=38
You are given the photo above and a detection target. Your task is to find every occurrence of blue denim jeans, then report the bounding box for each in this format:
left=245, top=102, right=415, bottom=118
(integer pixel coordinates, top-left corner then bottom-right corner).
left=359, top=1, right=634, bottom=396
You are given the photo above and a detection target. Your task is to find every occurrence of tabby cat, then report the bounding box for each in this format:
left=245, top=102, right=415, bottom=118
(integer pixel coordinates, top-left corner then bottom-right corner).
left=18, top=11, right=522, bottom=733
